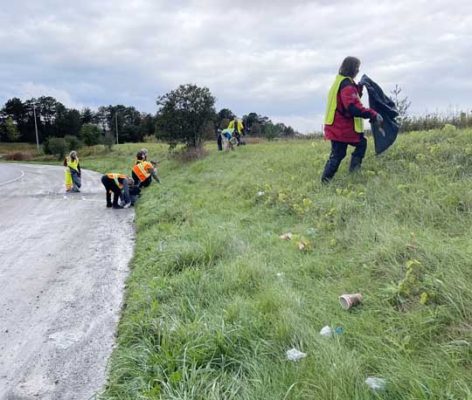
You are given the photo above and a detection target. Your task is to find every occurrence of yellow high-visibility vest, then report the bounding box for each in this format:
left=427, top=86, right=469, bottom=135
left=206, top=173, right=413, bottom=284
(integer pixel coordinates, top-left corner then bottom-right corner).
left=324, top=74, right=364, bottom=133
left=228, top=119, right=244, bottom=134
left=66, top=157, right=79, bottom=171
left=106, top=173, right=126, bottom=189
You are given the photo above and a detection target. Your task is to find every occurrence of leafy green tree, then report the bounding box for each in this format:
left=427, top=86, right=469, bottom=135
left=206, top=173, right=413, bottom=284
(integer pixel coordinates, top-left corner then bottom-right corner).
left=243, top=112, right=271, bottom=136
left=219, top=118, right=230, bottom=130
left=4, top=117, right=20, bottom=141
left=81, top=108, right=95, bottom=124
left=156, top=84, right=216, bottom=148
left=80, top=123, right=102, bottom=146
left=263, top=122, right=281, bottom=141
left=139, top=113, right=156, bottom=137
left=56, top=109, right=82, bottom=137
left=2, top=98, right=28, bottom=141
left=217, top=108, right=235, bottom=129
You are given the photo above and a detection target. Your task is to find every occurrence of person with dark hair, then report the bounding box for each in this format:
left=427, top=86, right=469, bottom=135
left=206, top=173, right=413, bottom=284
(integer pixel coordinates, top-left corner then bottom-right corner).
left=135, top=150, right=145, bottom=164
left=101, top=173, right=133, bottom=209
left=321, top=56, right=383, bottom=183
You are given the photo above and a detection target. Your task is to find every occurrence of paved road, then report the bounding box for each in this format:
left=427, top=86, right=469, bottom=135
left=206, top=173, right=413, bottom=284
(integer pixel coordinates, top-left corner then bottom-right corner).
left=0, top=163, right=135, bottom=400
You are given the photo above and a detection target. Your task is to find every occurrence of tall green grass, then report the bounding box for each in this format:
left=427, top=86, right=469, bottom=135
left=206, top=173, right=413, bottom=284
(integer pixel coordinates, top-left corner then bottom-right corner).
left=88, top=130, right=470, bottom=399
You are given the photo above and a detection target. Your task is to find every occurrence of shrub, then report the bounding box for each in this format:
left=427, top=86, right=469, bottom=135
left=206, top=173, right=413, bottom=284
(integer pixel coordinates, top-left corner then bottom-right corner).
left=103, top=132, right=115, bottom=151
left=64, top=135, right=82, bottom=152
left=172, top=145, right=208, bottom=162
left=4, top=151, right=33, bottom=161
left=44, top=137, right=67, bottom=159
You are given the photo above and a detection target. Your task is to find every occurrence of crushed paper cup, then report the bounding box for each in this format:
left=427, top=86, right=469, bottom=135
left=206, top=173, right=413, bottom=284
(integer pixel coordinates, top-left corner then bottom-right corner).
left=286, top=348, right=306, bottom=361
left=339, top=293, right=363, bottom=310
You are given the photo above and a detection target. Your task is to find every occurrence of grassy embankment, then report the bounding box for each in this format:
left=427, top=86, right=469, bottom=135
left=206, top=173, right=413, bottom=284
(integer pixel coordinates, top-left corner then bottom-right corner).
left=4, top=130, right=472, bottom=399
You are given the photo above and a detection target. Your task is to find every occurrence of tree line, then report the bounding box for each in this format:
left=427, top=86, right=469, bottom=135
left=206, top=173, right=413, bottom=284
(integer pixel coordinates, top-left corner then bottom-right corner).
left=0, top=85, right=300, bottom=150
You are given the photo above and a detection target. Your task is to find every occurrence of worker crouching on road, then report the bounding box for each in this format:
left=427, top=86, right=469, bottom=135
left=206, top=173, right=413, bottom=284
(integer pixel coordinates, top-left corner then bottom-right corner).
left=64, top=150, right=81, bottom=192
left=321, top=56, right=383, bottom=183
left=132, top=158, right=160, bottom=188
left=101, top=173, right=133, bottom=209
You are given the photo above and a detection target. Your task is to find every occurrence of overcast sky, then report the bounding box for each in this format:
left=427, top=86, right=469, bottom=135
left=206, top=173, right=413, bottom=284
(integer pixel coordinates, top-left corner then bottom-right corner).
left=1, top=0, right=471, bottom=133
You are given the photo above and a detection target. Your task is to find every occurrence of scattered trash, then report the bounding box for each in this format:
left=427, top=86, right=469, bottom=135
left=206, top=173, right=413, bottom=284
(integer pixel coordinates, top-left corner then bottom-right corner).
left=276, top=272, right=284, bottom=277
left=256, top=191, right=265, bottom=197
left=320, top=326, right=344, bottom=337
left=286, top=348, right=306, bottom=361
left=297, top=239, right=310, bottom=251
left=279, top=233, right=293, bottom=240
left=365, top=376, right=387, bottom=391
left=334, top=326, right=344, bottom=335
left=339, top=293, right=363, bottom=310
left=320, top=326, right=333, bottom=337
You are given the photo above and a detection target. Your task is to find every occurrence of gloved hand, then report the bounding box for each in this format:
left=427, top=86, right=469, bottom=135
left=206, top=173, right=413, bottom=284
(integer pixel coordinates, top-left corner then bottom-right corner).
left=375, top=113, right=384, bottom=125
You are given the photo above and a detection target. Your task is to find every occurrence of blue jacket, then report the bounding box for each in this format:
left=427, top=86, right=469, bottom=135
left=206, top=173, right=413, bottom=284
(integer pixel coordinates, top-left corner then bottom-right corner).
left=359, top=74, right=399, bottom=154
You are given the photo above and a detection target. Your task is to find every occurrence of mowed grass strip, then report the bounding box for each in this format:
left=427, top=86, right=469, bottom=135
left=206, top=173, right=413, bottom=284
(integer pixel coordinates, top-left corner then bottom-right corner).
left=83, top=130, right=471, bottom=399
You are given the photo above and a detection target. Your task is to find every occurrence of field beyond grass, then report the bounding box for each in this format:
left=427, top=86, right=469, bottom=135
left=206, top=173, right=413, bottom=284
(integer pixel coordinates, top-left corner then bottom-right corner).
left=9, top=130, right=470, bottom=399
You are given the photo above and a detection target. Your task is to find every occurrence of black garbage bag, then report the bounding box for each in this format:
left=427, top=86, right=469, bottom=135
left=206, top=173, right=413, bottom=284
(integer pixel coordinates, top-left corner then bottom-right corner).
left=359, top=74, right=400, bottom=155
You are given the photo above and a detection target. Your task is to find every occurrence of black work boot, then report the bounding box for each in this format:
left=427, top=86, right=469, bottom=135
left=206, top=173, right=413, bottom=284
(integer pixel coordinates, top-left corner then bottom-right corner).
left=321, top=158, right=340, bottom=183
left=349, top=156, right=363, bottom=172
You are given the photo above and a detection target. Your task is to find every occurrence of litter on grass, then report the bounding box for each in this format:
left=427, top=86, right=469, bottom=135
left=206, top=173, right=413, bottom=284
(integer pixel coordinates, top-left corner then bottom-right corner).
left=279, top=232, right=293, bottom=240
left=365, top=376, right=387, bottom=391
left=320, top=326, right=334, bottom=337
left=320, top=326, right=344, bottom=337
left=286, top=348, right=306, bottom=361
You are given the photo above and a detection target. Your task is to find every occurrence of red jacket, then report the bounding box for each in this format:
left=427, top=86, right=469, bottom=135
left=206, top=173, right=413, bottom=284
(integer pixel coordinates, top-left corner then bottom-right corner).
left=324, top=78, right=377, bottom=144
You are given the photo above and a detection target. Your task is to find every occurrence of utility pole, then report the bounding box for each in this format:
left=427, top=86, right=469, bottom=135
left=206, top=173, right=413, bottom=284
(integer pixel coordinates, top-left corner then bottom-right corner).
left=33, top=103, right=40, bottom=151
left=115, top=112, right=119, bottom=145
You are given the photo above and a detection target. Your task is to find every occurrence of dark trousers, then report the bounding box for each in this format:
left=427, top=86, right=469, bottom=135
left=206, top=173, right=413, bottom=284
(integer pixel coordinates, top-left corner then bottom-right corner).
left=101, top=176, right=121, bottom=206
left=217, top=134, right=223, bottom=151
left=321, top=137, right=367, bottom=183
left=132, top=171, right=151, bottom=188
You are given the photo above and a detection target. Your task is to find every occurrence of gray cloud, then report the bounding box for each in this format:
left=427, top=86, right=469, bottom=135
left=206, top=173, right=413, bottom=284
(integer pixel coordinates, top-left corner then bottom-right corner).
left=1, top=0, right=471, bottom=132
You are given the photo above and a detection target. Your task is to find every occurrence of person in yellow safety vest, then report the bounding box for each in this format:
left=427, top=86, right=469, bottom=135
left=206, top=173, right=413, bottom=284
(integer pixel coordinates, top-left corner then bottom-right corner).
left=100, top=173, right=133, bottom=209
left=227, top=118, right=245, bottom=145
left=132, top=160, right=160, bottom=188
left=321, top=56, right=381, bottom=183
left=63, top=150, right=81, bottom=192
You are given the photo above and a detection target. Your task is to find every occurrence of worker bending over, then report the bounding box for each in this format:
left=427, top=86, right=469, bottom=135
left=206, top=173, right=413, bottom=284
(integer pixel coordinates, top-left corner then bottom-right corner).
left=101, top=173, right=133, bottom=209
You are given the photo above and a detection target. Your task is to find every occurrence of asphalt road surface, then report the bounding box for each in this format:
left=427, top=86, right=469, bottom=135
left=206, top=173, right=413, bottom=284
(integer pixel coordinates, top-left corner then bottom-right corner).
left=0, top=163, right=135, bottom=400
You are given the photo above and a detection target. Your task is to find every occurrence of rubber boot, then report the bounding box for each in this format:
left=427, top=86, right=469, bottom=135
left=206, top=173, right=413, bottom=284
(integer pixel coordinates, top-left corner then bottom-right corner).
left=321, top=158, right=341, bottom=183
left=349, top=156, right=363, bottom=172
